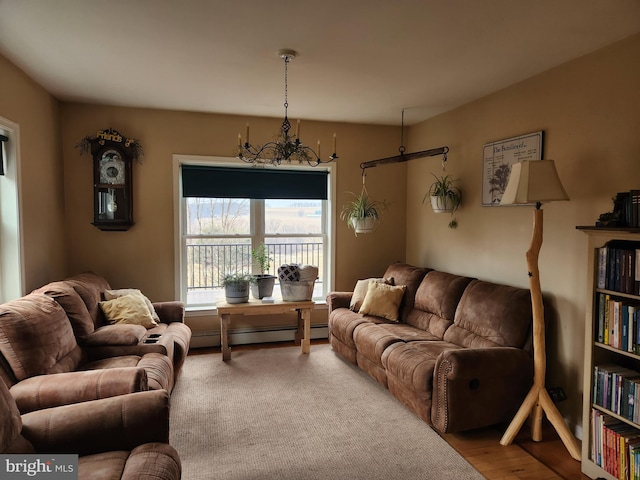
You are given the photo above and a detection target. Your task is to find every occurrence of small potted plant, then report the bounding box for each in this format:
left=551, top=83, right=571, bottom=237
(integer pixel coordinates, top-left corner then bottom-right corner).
left=423, top=173, right=462, bottom=228
left=251, top=243, right=276, bottom=299
left=340, top=190, right=386, bottom=236
left=222, top=273, right=252, bottom=304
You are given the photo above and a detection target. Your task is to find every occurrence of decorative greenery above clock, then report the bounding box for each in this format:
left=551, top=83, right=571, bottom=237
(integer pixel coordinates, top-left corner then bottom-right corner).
left=76, top=128, right=144, bottom=163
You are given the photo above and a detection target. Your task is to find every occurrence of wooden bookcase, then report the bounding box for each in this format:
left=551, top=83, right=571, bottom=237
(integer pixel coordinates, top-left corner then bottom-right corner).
left=579, top=226, right=640, bottom=480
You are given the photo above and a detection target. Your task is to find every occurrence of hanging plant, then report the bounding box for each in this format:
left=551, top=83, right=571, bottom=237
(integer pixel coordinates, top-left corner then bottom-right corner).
left=423, top=173, right=461, bottom=228
left=340, top=187, right=387, bottom=236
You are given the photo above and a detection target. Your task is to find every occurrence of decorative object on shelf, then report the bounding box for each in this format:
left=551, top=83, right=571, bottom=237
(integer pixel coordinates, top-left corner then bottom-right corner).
left=236, top=49, right=337, bottom=167
left=482, top=131, right=543, bottom=206
left=76, top=128, right=141, bottom=231
left=222, top=273, right=252, bottom=304
left=340, top=172, right=386, bottom=236
left=251, top=243, right=276, bottom=299
left=423, top=173, right=461, bottom=228
left=498, top=159, right=579, bottom=460
left=360, top=110, right=448, bottom=171
left=595, top=190, right=640, bottom=228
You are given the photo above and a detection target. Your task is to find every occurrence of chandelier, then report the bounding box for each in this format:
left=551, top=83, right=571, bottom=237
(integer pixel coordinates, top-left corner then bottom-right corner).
left=237, top=49, right=337, bottom=167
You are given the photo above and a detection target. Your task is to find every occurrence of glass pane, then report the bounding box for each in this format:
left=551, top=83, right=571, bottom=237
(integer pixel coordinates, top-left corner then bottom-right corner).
left=185, top=198, right=250, bottom=235
left=265, top=199, right=322, bottom=234
left=185, top=237, right=251, bottom=306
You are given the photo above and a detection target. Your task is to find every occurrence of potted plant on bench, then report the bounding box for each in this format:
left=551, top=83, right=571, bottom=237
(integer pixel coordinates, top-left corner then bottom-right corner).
left=222, top=273, right=252, bottom=304
left=251, top=243, right=276, bottom=299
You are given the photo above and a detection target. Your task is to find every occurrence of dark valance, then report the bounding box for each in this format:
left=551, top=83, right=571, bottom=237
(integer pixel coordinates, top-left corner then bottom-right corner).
left=181, top=165, right=328, bottom=200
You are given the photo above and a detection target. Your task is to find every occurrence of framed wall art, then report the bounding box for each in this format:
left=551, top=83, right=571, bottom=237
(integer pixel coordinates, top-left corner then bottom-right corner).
left=482, top=131, right=544, bottom=206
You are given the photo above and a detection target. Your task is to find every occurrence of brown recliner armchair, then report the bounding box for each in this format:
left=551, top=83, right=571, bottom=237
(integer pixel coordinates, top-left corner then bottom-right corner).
left=0, top=379, right=181, bottom=480
left=0, top=293, right=173, bottom=413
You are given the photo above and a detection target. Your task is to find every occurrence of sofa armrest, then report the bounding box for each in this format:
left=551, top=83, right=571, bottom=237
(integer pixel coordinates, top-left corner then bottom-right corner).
left=10, top=367, right=148, bottom=413
left=431, top=347, right=533, bottom=433
left=326, top=292, right=353, bottom=312
left=152, top=301, right=185, bottom=324
left=21, top=389, right=170, bottom=456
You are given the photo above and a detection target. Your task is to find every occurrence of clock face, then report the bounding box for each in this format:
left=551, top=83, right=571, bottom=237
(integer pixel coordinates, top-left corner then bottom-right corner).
left=99, top=149, right=126, bottom=185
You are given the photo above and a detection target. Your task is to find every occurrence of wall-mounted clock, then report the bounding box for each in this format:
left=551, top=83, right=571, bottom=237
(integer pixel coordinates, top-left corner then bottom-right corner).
left=88, top=129, right=135, bottom=231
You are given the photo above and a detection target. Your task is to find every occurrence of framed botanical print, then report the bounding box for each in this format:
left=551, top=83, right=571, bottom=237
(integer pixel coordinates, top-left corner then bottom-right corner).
left=482, top=131, right=543, bottom=206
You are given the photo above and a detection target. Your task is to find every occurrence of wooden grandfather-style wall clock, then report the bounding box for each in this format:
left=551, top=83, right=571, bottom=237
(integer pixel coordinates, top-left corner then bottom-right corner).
left=79, top=128, right=140, bottom=231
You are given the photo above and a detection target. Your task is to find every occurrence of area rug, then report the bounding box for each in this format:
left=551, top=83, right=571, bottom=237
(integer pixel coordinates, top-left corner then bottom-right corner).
left=170, top=344, right=485, bottom=480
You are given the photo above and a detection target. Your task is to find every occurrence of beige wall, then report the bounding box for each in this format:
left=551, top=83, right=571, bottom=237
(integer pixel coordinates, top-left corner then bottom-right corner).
left=58, top=104, right=405, bottom=334
left=59, top=105, right=405, bottom=300
left=405, top=33, right=640, bottom=432
left=0, top=54, right=65, bottom=293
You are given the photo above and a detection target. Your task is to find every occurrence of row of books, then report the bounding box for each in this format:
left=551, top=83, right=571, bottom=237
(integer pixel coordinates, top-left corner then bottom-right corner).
left=597, top=241, right=640, bottom=295
left=593, top=364, right=640, bottom=423
left=592, top=409, right=640, bottom=480
left=597, top=293, right=640, bottom=353
left=616, top=190, right=640, bottom=229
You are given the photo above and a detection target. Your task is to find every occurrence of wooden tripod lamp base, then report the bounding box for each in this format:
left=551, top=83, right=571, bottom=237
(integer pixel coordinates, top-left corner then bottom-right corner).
left=498, top=205, right=580, bottom=461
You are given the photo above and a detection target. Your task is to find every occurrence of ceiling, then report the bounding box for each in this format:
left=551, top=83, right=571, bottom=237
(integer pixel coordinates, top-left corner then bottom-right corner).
left=1, top=0, right=640, bottom=126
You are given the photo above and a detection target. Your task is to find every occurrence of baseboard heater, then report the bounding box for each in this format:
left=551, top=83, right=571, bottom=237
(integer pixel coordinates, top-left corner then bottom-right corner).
left=190, top=325, right=329, bottom=349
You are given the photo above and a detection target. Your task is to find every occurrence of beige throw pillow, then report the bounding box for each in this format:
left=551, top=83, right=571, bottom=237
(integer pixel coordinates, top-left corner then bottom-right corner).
left=99, top=294, right=158, bottom=329
left=358, top=281, right=406, bottom=322
left=104, top=288, right=160, bottom=323
left=350, top=277, right=393, bottom=312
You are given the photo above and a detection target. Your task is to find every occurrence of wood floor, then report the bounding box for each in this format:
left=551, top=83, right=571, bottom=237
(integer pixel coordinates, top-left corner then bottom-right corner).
left=190, top=340, right=589, bottom=479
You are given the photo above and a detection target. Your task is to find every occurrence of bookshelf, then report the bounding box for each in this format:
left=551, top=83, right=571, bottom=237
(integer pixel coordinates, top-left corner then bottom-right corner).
left=579, top=227, right=640, bottom=480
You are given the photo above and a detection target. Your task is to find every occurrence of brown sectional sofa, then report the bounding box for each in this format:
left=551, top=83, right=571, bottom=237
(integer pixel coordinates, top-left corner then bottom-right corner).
left=327, top=262, right=534, bottom=433
left=0, top=272, right=191, bottom=413
left=0, top=379, right=181, bottom=480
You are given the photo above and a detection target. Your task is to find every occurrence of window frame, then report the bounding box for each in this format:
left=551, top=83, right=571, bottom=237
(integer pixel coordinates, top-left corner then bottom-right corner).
left=173, top=155, right=336, bottom=310
left=0, top=116, right=24, bottom=302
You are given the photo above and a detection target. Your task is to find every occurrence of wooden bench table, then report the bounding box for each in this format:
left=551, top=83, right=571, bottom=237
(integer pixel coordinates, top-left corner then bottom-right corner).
left=216, top=299, right=314, bottom=361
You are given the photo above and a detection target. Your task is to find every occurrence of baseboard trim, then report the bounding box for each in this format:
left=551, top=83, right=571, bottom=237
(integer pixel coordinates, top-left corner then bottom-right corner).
left=190, top=325, right=329, bottom=349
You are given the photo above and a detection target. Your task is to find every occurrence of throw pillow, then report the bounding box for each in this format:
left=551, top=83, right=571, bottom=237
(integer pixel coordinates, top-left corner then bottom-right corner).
left=349, top=277, right=393, bottom=312
left=103, top=288, right=160, bottom=323
left=99, top=294, right=158, bottom=329
left=358, top=281, right=406, bottom=322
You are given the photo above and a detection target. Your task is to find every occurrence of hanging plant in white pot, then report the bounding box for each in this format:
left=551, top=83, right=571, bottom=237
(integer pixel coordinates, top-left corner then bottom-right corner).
left=340, top=187, right=386, bottom=236
left=423, top=173, right=462, bottom=228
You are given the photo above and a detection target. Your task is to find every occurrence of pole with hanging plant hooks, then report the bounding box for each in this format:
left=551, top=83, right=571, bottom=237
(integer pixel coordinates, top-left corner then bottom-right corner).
left=359, top=109, right=449, bottom=171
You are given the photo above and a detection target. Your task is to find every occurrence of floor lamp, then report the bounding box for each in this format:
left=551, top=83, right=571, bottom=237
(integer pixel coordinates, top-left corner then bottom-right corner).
left=498, top=160, right=581, bottom=461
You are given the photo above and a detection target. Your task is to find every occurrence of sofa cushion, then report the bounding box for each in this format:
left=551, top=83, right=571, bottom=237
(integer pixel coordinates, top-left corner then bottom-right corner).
left=443, top=280, right=532, bottom=349
left=33, top=281, right=95, bottom=339
left=406, top=271, right=475, bottom=338
left=0, top=294, right=84, bottom=381
left=349, top=277, right=393, bottom=312
left=82, top=324, right=148, bottom=346
left=382, top=263, right=431, bottom=323
left=100, top=294, right=158, bottom=329
left=64, top=272, right=112, bottom=329
left=104, top=288, right=161, bottom=323
left=359, top=282, right=406, bottom=321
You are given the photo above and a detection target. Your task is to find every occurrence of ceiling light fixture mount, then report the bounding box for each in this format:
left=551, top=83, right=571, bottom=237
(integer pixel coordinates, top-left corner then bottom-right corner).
left=237, top=49, right=337, bottom=167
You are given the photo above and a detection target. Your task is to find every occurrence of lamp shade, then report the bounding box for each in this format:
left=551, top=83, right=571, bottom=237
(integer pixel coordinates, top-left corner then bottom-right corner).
left=500, top=160, right=569, bottom=205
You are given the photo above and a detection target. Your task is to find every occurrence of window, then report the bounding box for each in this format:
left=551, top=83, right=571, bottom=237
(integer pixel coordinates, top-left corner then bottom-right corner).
left=174, top=156, right=335, bottom=308
left=0, top=116, right=23, bottom=302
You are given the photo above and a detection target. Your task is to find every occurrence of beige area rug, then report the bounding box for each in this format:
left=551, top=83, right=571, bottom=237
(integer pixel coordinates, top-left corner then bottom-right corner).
left=170, top=344, right=486, bottom=480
